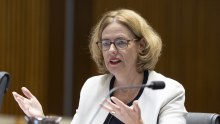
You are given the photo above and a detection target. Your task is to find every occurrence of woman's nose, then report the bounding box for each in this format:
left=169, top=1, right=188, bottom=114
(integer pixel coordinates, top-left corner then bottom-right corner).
left=108, top=43, right=117, bottom=52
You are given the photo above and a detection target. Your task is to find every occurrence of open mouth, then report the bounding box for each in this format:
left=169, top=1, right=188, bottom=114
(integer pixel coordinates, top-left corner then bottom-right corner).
left=109, top=59, right=121, bottom=65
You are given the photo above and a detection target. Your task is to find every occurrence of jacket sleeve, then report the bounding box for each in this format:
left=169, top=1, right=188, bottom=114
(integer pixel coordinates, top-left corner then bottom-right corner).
left=158, top=81, right=187, bottom=124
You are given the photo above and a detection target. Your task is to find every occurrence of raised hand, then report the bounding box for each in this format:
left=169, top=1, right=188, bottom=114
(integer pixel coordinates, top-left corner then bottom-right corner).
left=101, top=97, right=144, bottom=124
left=12, top=87, right=45, bottom=118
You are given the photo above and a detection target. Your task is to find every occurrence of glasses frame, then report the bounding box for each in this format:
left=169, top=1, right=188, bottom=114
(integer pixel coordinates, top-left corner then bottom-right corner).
left=96, top=39, right=138, bottom=51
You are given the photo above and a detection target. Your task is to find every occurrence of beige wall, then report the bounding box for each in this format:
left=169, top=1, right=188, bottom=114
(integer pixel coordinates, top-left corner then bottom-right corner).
left=0, top=0, right=219, bottom=116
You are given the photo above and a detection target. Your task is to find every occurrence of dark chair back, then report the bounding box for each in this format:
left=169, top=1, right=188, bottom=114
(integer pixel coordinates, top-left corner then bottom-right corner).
left=0, top=72, right=10, bottom=111
left=186, top=112, right=220, bottom=124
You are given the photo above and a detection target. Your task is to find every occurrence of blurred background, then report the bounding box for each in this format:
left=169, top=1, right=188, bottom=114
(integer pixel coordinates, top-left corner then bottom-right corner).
left=0, top=0, right=220, bottom=121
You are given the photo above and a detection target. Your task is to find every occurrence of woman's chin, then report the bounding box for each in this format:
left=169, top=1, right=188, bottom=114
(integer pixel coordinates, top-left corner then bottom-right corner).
left=107, top=67, right=123, bottom=75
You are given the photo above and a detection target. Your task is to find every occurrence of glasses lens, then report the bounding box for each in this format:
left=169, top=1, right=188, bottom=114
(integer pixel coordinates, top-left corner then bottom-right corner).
left=101, top=40, right=111, bottom=50
left=115, top=39, right=128, bottom=49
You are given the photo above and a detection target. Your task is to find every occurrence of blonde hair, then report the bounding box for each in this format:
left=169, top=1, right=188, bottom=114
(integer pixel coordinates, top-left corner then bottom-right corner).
left=89, top=9, right=162, bottom=73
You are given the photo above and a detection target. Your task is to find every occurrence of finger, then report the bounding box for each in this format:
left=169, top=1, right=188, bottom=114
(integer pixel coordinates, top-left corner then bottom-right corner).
left=133, top=100, right=141, bottom=116
left=12, top=92, right=26, bottom=101
left=16, top=97, right=31, bottom=116
left=12, top=92, right=25, bottom=109
left=106, top=98, right=120, bottom=109
left=12, top=92, right=32, bottom=117
left=101, top=99, right=119, bottom=112
left=111, top=97, right=127, bottom=109
left=16, top=97, right=26, bottom=110
left=100, top=101, right=113, bottom=112
left=21, top=87, right=35, bottom=99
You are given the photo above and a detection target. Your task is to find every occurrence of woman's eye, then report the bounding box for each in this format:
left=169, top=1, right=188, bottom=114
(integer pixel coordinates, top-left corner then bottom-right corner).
left=117, top=40, right=126, bottom=45
left=102, top=42, right=110, bottom=46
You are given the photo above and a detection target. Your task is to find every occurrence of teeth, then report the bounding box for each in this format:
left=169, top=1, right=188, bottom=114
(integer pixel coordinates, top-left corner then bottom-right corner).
left=111, top=60, right=119, bottom=62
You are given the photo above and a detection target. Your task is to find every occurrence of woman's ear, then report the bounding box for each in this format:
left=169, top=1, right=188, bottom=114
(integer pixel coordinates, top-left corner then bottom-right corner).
left=139, top=38, right=146, bottom=51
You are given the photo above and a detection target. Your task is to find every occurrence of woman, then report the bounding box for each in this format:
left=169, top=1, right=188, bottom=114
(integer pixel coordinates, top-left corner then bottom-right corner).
left=12, top=9, right=187, bottom=124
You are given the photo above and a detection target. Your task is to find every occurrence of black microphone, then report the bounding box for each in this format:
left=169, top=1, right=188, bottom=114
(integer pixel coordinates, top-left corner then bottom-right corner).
left=88, top=81, right=165, bottom=124
left=146, top=81, right=165, bottom=89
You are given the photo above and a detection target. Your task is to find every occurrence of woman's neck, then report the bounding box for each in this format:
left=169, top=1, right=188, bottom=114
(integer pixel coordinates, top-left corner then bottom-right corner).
left=114, top=71, right=144, bottom=87
left=112, top=71, right=145, bottom=104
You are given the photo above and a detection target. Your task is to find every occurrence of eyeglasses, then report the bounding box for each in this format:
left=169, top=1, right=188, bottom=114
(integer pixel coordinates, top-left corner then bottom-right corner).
left=96, top=39, right=138, bottom=51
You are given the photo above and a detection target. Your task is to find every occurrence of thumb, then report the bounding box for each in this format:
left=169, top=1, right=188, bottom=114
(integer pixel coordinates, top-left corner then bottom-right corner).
left=133, top=100, right=141, bottom=116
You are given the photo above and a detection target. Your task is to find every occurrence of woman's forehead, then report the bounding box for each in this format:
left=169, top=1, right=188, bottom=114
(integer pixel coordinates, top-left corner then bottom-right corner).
left=101, top=22, right=134, bottom=39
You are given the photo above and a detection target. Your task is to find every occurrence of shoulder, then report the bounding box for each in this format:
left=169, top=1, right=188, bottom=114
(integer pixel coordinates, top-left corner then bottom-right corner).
left=147, top=70, right=185, bottom=104
left=84, top=73, right=113, bottom=87
left=80, top=73, right=113, bottom=95
left=148, top=70, right=185, bottom=92
left=85, top=74, right=113, bottom=83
